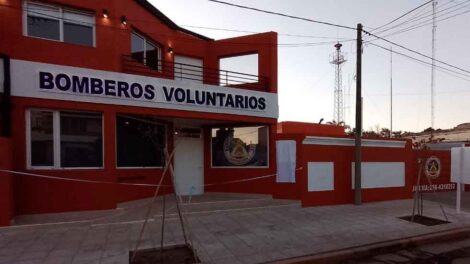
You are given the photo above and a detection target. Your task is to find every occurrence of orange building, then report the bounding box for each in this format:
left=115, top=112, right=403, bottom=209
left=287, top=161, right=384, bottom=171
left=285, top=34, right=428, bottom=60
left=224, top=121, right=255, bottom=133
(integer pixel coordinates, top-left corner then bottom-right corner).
left=0, top=0, right=278, bottom=225
left=0, top=0, right=456, bottom=227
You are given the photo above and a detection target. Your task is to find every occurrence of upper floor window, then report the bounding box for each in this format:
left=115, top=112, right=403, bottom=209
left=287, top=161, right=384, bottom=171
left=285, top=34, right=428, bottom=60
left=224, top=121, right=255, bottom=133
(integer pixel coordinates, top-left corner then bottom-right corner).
left=24, top=1, right=95, bottom=47
left=174, top=55, right=203, bottom=84
left=131, top=31, right=162, bottom=71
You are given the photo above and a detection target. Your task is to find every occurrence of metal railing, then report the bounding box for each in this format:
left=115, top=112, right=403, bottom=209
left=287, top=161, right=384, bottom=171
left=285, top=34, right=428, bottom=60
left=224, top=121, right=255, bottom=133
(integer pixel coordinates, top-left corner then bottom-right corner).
left=122, top=55, right=268, bottom=91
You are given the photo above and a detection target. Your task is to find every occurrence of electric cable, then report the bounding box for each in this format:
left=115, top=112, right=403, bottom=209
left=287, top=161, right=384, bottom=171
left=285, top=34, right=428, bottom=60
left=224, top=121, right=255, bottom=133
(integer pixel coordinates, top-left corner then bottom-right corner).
left=179, top=25, right=352, bottom=40
left=373, top=0, right=470, bottom=36
left=368, top=42, right=470, bottom=80
left=207, top=0, right=357, bottom=31
left=364, top=30, right=470, bottom=75
left=370, top=0, right=434, bottom=32
left=376, top=8, right=470, bottom=39
left=365, top=43, right=470, bottom=97
left=21, top=8, right=350, bottom=47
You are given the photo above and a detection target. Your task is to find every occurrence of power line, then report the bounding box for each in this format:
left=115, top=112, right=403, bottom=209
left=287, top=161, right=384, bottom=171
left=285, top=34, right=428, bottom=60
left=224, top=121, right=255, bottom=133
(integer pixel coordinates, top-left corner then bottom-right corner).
left=207, top=0, right=357, bottom=30
left=364, top=30, right=470, bottom=75
left=16, top=5, right=355, bottom=48
left=371, top=0, right=433, bottom=32
left=373, top=0, right=470, bottom=35
left=15, top=3, right=470, bottom=84
left=377, top=7, right=470, bottom=39
left=368, top=42, right=470, bottom=83
left=180, top=25, right=352, bottom=40
left=365, top=90, right=470, bottom=96
left=19, top=6, right=349, bottom=48
left=205, top=0, right=470, bottom=78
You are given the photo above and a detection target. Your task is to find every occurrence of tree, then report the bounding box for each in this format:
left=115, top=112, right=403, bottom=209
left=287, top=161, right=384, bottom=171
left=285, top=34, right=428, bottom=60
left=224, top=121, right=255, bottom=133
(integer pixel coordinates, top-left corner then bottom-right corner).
left=423, top=127, right=434, bottom=133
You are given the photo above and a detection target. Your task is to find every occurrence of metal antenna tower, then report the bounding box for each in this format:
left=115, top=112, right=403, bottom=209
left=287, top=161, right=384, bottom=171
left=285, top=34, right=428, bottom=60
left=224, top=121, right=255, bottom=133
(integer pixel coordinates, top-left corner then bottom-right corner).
left=431, top=0, right=437, bottom=129
left=330, top=42, right=347, bottom=123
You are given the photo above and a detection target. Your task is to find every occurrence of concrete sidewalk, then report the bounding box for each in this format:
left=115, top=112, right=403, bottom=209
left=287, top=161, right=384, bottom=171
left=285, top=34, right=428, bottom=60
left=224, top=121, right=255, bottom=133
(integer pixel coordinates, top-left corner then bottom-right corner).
left=1, top=193, right=470, bottom=264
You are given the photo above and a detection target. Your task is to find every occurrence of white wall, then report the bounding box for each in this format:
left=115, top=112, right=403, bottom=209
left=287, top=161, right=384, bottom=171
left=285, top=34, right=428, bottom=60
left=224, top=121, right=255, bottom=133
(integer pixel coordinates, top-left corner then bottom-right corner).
left=352, top=162, right=405, bottom=189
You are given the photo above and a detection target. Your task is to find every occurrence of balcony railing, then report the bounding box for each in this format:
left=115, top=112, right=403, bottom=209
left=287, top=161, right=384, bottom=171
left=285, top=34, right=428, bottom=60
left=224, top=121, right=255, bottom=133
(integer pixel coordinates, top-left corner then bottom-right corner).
left=122, top=55, right=268, bottom=91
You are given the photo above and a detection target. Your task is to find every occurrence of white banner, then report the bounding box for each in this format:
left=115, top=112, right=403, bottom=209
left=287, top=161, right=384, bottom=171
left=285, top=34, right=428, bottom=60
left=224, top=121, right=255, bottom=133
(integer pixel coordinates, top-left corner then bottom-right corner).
left=10, top=59, right=278, bottom=118
left=451, top=147, right=470, bottom=184
left=276, top=140, right=296, bottom=183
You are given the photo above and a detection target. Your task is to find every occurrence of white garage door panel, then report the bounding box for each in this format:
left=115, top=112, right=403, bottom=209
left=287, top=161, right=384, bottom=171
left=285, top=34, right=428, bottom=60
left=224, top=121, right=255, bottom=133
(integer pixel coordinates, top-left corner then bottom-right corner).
left=352, top=162, right=405, bottom=189
left=308, top=162, right=334, bottom=192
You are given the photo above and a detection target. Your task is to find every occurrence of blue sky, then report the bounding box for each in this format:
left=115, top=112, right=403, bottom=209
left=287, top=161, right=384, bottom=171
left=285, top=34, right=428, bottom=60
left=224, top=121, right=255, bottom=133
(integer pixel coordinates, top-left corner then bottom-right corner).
left=150, top=0, right=470, bottom=132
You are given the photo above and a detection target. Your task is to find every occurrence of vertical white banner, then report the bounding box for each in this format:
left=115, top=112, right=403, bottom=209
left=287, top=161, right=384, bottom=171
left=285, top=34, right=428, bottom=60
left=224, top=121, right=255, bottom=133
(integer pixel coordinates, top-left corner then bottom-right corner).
left=451, top=146, right=470, bottom=213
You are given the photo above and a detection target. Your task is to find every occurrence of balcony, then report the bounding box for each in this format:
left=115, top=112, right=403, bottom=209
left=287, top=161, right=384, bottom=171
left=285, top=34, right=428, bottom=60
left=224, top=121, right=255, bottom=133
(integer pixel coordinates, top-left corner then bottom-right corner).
left=122, top=55, right=268, bottom=91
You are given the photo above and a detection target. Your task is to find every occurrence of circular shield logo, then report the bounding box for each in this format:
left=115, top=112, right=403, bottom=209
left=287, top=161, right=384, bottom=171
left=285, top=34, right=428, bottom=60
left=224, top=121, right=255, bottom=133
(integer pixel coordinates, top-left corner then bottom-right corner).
left=223, top=136, right=256, bottom=165
left=424, top=156, right=441, bottom=179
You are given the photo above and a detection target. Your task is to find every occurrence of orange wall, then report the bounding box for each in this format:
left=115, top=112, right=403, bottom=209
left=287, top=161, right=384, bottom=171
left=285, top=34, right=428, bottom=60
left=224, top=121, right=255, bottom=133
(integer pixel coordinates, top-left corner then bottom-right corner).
left=277, top=122, right=345, bottom=136
left=299, top=140, right=414, bottom=207
left=271, top=133, right=304, bottom=200
left=10, top=96, right=276, bottom=215
left=0, top=137, right=13, bottom=225
left=412, top=149, right=456, bottom=192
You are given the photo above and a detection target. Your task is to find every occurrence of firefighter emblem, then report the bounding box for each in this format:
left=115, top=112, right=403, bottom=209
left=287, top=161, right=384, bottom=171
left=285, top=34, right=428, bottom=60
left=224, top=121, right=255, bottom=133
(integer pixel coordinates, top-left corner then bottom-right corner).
left=424, top=156, right=441, bottom=179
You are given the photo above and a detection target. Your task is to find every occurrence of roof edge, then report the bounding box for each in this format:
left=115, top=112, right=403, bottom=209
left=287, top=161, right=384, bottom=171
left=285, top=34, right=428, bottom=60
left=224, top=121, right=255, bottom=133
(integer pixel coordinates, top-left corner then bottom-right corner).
left=134, top=0, right=213, bottom=41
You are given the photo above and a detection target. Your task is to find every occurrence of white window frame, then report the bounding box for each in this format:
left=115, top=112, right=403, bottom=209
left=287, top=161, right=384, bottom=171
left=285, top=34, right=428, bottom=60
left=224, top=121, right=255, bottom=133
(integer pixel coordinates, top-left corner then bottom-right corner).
left=26, top=108, right=104, bottom=170
left=210, top=126, right=270, bottom=169
left=23, top=0, right=96, bottom=47
left=131, top=31, right=162, bottom=72
left=115, top=114, right=167, bottom=169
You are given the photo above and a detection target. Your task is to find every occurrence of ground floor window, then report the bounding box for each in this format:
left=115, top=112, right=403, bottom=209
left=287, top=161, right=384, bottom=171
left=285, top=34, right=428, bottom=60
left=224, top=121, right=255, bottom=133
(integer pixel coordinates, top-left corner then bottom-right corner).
left=116, top=115, right=166, bottom=168
left=28, top=109, right=103, bottom=168
left=211, top=126, right=269, bottom=167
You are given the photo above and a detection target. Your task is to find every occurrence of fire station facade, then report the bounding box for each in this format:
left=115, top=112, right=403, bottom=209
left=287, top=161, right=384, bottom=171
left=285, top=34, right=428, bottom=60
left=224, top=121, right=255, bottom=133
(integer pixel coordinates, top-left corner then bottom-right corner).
left=0, top=0, right=278, bottom=220
left=2, top=0, right=450, bottom=227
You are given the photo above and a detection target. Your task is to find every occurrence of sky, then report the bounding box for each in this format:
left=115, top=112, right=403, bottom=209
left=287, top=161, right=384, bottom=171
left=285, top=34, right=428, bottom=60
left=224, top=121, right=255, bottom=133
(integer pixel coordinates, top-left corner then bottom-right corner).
left=150, top=0, right=470, bottom=133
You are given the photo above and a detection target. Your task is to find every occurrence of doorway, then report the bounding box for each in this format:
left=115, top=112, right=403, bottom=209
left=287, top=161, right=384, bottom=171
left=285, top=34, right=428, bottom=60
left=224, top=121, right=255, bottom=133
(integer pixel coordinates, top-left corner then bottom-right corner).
left=173, top=128, right=204, bottom=196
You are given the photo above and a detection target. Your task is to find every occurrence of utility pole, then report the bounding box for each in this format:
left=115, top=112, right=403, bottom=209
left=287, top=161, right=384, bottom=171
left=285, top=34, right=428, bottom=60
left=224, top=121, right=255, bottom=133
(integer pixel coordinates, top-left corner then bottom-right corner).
left=390, top=46, right=393, bottom=138
left=354, top=23, right=363, bottom=205
left=431, top=0, right=437, bottom=131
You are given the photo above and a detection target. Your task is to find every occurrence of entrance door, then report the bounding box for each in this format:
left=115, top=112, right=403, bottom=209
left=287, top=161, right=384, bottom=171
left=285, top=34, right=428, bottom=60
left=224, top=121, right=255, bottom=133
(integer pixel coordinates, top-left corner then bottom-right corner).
left=174, top=131, right=204, bottom=196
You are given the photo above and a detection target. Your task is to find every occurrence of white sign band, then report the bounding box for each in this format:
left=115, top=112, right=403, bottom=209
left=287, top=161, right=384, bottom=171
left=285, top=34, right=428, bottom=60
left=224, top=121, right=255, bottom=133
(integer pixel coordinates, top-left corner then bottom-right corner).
left=10, top=59, right=279, bottom=118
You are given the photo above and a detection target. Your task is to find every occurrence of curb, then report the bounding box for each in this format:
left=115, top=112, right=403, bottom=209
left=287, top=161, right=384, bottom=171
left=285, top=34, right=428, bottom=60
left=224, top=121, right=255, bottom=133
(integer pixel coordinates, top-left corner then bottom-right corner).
left=268, top=226, right=470, bottom=264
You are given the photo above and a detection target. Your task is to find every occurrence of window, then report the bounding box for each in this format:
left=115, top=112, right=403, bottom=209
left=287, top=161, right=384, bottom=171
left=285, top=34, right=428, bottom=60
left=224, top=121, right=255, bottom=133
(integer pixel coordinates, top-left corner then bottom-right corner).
left=219, top=54, right=259, bottom=86
left=30, top=110, right=54, bottom=167
left=211, top=126, right=268, bottom=167
left=27, top=109, right=103, bottom=168
left=24, top=1, right=95, bottom=46
left=174, top=55, right=203, bottom=83
left=116, top=115, right=166, bottom=167
left=60, top=112, right=103, bottom=167
left=131, top=32, right=162, bottom=71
